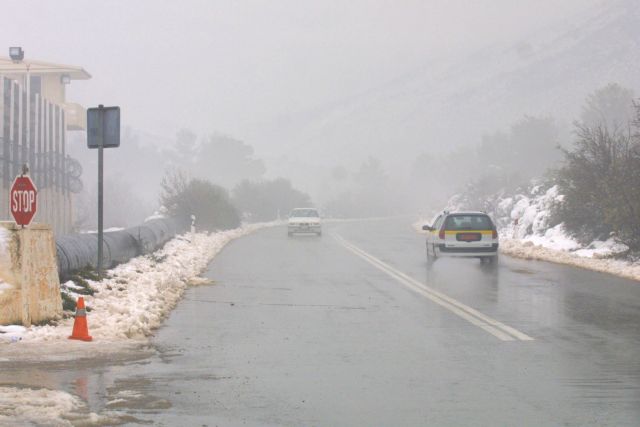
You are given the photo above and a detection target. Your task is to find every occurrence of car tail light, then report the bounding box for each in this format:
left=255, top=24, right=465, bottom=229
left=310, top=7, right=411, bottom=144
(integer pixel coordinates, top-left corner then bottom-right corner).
left=439, top=228, right=445, bottom=240
left=492, top=228, right=498, bottom=239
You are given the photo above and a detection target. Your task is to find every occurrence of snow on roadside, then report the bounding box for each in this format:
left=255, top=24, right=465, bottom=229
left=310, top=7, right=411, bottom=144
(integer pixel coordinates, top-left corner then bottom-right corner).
left=4, top=222, right=276, bottom=345
left=487, top=184, right=630, bottom=258
left=0, top=386, right=113, bottom=427
left=0, top=325, right=25, bottom=343
left=500, top=239, right=640, bottom=282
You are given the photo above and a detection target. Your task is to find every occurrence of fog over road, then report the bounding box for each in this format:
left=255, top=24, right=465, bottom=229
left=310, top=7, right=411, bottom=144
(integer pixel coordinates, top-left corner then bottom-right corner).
left=4, top=218, right=640, bottom=425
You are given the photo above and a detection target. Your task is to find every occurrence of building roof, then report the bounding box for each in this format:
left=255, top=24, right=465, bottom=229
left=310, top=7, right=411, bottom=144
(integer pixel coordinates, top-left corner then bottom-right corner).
left=0, top=56, right=91, bottom=80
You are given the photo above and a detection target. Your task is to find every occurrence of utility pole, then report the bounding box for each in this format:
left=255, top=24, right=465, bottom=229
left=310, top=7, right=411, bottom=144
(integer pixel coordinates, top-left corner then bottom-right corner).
left=97, top=104, right=104, bottom=276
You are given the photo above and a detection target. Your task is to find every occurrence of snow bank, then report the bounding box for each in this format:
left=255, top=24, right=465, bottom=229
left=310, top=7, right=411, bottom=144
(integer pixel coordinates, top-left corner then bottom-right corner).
left=493, top=184, right=630, bottom=259
left=0, top=386, right=111, bottom=426
left=2, top=222, right=275, bottom=346
left=0, top=325, right=26, bottom=343
left=501, top=239, right=640, bottom=282
left=488, top=185, right=565, bottom=240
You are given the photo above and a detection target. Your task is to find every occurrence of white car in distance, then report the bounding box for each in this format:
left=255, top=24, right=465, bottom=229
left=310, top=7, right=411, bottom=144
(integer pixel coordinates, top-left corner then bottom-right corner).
left=288, top=208, right=322, bottom=237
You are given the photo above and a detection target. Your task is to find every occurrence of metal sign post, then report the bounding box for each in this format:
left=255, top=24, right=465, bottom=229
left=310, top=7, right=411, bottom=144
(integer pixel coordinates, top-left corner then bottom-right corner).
left=87, top=105, right=120, bottom=277
left=97, top=105, right=104, bottom=276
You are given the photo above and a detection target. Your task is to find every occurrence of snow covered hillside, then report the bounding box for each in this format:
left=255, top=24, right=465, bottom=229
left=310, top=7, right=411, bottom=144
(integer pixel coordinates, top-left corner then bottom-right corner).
left=260, top=0, right=640, bottom=169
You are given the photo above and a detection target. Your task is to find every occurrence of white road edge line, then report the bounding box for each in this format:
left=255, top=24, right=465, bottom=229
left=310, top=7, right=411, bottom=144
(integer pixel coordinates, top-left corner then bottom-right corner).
left=332, top=233, right=534, bottom=342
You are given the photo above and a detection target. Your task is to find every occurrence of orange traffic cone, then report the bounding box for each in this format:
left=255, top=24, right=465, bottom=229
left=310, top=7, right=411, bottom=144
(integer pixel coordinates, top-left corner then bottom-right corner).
left=68, top=296, right=93, bottom=341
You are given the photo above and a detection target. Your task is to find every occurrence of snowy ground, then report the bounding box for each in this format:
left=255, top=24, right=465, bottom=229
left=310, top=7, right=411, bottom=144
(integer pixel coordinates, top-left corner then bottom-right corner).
left=491, top=185, right=629, bottom=257
left=0, top=222, right=278, bottom=354
left=499, top=239, right=640, bottom=281
left=415, top=184, right=640, bottom=282
left=487, top=185, right=639, bottom=280
left=0, top=386, right=114, bottom=427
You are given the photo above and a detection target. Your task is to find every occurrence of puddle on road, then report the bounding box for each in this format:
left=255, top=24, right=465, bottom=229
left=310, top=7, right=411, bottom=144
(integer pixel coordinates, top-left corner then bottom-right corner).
left=105, top=377, right=172, bottom=412
left=0, top=342, right=174, bottom=425
left=511, top=268, right=536, bottom=275
left=155, top=343, right=186, bottom=364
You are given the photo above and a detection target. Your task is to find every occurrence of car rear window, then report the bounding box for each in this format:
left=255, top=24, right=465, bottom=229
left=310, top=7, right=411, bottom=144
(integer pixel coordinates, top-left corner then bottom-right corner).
left=444, top=214, right=492, bottom=230
left=291, top=209, right=319, bottom=217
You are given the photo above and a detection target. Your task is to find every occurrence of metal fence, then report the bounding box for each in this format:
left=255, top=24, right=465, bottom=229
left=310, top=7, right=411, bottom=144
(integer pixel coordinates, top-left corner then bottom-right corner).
left=0, top=76, right=82, bottom=234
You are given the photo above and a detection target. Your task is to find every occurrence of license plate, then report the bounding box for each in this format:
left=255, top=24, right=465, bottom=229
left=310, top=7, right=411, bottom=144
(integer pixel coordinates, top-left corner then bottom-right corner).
left=457, top=233, right=481, bottom=242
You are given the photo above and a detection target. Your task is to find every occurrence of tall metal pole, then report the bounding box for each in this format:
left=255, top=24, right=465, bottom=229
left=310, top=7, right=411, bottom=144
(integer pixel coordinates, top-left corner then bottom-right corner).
left=97, top=104, right=104, bottom=276
left=25, top=63, right=30, bottom=174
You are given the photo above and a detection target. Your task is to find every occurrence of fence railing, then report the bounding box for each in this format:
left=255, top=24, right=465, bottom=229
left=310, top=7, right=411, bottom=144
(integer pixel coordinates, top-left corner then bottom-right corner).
left=0, top=76, right=82, bottom=234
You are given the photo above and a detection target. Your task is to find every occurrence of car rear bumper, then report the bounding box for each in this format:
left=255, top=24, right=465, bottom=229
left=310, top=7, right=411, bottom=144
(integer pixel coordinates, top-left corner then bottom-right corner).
left=288, top=224, right=321, bottom=233
left=436, top=243, right=498, bottom=257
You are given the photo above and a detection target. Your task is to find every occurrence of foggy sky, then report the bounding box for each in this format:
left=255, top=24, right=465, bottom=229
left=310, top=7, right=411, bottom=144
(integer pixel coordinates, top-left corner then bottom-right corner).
left=2, top=0, right=601, bottom=153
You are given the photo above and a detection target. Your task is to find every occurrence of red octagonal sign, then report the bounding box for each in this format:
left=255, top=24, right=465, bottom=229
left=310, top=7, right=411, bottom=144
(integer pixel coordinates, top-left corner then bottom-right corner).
left=10, top=175, right=38, bottom=227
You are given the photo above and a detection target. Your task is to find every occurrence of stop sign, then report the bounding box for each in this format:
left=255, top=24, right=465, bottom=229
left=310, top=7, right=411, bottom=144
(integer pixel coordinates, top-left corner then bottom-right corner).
left=10, top=175, right=38, bottom=227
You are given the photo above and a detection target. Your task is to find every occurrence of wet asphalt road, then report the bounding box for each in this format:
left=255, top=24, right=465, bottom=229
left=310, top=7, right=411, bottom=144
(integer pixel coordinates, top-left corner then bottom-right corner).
left=5, top=218, right=640, bottom=426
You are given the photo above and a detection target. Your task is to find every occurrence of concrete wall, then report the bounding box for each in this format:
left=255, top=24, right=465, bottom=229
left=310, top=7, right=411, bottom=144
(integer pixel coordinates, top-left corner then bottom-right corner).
left=0, top=221, right=62, bottom=326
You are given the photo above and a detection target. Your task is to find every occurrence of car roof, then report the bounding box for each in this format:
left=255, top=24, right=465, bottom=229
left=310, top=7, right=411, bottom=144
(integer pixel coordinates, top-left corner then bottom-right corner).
left=445, top=210, right=489, bottom=215
left=292, top=207, right=318, bottom=211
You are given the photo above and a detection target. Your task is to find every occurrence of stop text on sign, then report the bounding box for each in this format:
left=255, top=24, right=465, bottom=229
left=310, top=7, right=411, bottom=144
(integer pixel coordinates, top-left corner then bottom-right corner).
left=11, top=190, right=36, bottom=212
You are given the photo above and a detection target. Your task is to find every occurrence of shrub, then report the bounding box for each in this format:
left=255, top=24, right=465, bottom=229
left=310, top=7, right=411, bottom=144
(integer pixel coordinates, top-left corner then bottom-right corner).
left=555, top=123, right=640, bottom=249
left=160, top=172, right=240, bottom=231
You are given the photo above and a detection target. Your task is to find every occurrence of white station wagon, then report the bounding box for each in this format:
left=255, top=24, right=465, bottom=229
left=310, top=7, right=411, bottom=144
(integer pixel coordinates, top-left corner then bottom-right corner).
left=422, top=211, right=499, bottom=265
left=288, top=208, right=322, bottom=236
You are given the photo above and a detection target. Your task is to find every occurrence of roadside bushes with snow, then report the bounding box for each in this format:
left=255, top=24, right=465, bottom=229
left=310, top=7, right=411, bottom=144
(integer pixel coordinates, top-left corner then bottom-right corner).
left=440, top=182, right=640, bottom=281
left=448, top=84, right=640, bottom=259
left=449, top=181, right=629, bottom=259
left=555, top=111, right=640, bottom=250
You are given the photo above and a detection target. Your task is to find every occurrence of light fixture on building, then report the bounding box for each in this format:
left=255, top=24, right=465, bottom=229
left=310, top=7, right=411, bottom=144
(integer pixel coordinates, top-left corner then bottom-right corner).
left=61, top=74, right=71, bottom=84
left=9, top=46, right=24, bottom=62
